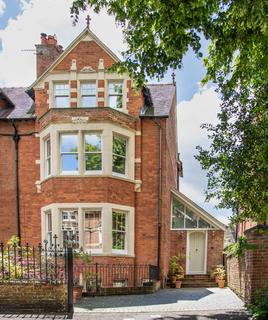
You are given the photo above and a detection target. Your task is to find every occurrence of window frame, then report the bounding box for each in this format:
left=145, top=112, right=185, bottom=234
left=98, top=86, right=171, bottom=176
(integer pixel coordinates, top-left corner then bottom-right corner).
left=44, top=137, right=51, bottom=177
left=61, top=209, right=79, bottom=249
left=80, top=81, right=97, bottom=108
left=84, top=132, right=103, bottom=174
left=112, top=210, right=128, bottom=254
left=171, top=198, right=216, bottom=230
left=45, top=211, right=53, bottom=248
left=60, top=133, right=79, bottom=175
left=112, top=134, right=128, bottom=178
left=83, top=209, right=103, bottom=253
left=54, top=82, right=70, bottom=108
left=108, top=81, right=123, bottom=110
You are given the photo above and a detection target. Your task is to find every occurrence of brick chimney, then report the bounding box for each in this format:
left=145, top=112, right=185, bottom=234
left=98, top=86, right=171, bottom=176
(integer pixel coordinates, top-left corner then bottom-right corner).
left=35, top=33, right=64, bottom=78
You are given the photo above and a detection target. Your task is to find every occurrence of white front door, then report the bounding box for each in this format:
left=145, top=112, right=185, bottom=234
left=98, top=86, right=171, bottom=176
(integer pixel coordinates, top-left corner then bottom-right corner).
left=187, top=231, right=207, bottom=274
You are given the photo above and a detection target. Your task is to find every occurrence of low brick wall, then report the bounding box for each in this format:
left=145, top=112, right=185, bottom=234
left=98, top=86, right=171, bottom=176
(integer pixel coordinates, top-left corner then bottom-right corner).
left=85, top=280, right=161, bottom=296
left=0, top=282, right=68, bottom=313
left=226, top=255, right=246, bottom=299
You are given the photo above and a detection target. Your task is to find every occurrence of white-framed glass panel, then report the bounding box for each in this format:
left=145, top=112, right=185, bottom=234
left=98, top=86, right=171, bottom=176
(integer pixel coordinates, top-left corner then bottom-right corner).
left=80, top=82, right=96, bottom=107
left=84, top=210, right=102, bottom=252
left=54, top=83, right=69, bottom=108
left=112, top=211, right=127, bottom=253
left=61, top=210, right=79, bottom=248
left=45, top=211, right=53, bottom=248
left=60, top=134, right=78, bottom=173
left=112, top=135, right=127, bottom=176
left=45, top=138, right=51, bottom=177
left=108, top=82, right=123, bottom=109
left=84, top=133, right=102, bottom=172
left=172, top=198, right=215, bottom=229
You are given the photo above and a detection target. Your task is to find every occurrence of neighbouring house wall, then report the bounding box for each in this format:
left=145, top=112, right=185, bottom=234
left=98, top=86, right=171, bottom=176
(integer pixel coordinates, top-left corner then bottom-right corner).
left=237, top=220, right=257, bottom=237
left=0, top=283, right=67, bottom=313
left=226, top=225, right=268, bottom=303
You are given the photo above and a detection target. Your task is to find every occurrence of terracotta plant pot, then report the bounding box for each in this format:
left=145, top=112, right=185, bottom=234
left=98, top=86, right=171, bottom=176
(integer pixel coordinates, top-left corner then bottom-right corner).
left=218, top=279, right=225, bottom=288
left=73, top=285, right=83, bottom=303
left=171, top=275, right=177, bottom=284
left=175, top=281, right=182, bottom=289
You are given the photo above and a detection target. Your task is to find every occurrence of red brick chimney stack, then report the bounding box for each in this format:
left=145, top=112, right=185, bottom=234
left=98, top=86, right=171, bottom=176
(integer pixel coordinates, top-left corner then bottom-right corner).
left=35, top=33, right=64, bottom=78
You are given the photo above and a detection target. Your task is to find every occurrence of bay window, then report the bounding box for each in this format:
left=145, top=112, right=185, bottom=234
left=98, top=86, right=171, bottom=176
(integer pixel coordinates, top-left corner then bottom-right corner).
left=61, top=210, right=79, bottom=248
left=112, top=211, right=127, bottom=252
left=45, top=138, right=51, bottom=177
left=84, top=133, right=102, bottom=172
left=54, top=83, right=69, bottom=108
left=45, top=211, right=53, bottom=248
left=84, top=210, right=102, bottom=251
left=112, top=135, right=127, bottom=176
left=60, top=134, right=78, bottom=173
left=80, top=82, right=96, bottom=107
left=108, top=82, right=123, bottom=109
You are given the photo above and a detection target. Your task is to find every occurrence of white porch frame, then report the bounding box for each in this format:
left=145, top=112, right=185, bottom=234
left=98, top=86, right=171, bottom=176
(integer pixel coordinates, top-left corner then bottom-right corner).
left=186, top=230, right=208, bottom=275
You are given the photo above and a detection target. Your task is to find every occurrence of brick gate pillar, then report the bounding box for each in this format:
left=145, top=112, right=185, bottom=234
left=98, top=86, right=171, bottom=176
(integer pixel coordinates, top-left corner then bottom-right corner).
left=244, top=225, right=268, bottom=302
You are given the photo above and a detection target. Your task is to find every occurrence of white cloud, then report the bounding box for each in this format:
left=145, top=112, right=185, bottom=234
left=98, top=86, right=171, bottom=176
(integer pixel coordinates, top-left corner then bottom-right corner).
left=178, top=88, right=232, bottom=222
left=0, top=1, right=4, bottom=15
left=0, top=0, right=124, bottom=86
left=0, top=0, right=5, bottom=16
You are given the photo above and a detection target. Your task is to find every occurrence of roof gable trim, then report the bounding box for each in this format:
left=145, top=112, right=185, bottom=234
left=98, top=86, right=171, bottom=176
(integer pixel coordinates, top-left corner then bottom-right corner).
left=171, top=188, right=226, bottom=230
left=29, top=28, right=121, bottom=89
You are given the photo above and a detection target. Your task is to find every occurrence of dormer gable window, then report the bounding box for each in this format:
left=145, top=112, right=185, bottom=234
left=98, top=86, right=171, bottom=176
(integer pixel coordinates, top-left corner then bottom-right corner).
left=80, top=82, right=97, bottom=107
left=54, top=83, right=69, bottom=108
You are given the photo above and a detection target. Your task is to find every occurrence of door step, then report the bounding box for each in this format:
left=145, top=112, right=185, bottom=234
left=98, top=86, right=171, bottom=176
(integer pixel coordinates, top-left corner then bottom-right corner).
left=182, top=274, right=218, bottom=288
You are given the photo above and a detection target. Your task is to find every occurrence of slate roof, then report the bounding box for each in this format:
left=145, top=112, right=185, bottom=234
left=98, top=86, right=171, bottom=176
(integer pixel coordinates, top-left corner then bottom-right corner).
left=0, top=83, right=175, bottom=120
left=0, top=87, right=35, bottom=119
left=140, top=83, right=176, bottom=118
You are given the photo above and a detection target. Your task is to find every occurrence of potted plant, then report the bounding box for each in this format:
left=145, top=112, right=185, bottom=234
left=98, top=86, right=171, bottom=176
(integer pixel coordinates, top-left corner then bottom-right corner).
left=175, top=270, right=184, bottom=288
left=73, top=279, right=83, bottom=303
left=213, top=265, right=226, bottom=287
left=169, top=255, right=184, bottom=288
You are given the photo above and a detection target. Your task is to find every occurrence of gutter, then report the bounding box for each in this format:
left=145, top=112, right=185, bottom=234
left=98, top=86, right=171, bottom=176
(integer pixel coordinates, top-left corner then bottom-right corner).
left=153, top=118, right=162, bottom=274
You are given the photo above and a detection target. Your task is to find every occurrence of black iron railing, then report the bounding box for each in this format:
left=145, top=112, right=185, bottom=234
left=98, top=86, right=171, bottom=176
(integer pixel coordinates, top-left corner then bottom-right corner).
left=0, top=238, right=67, bottom=283
left=73, top=263, right=159, bottom=292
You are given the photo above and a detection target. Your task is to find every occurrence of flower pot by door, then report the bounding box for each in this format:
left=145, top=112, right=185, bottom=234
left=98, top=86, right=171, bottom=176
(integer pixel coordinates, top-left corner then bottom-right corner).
left=175, top=281, right=182, bottom=289
left=218, top=280, right=225, bottom=288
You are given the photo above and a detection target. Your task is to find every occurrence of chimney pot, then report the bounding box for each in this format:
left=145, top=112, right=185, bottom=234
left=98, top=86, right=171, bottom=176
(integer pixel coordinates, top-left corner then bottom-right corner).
left=40, top=33, right=47, bottom=45
left=47, top=35, right=57, bottom=45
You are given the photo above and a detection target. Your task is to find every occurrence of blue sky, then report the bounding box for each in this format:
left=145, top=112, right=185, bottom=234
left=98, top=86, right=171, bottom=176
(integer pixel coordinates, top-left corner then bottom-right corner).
left=0, top=0, right=231, bottom=224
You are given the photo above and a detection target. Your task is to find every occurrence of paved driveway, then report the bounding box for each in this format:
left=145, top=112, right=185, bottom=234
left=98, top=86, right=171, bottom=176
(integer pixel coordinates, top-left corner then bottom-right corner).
left=75, top=288, right=245, bottom=314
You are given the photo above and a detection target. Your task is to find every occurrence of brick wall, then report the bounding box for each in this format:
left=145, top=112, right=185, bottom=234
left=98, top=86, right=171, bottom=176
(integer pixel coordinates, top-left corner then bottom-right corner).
left=226, top=225, right=268, bottom=302
left=207, top=230, right=225, bottom=272
left=0, top=283, right=67, bottom=313
left=0, top=120, right=39, bottom=244
left=226, top=256, right=246, bottom=299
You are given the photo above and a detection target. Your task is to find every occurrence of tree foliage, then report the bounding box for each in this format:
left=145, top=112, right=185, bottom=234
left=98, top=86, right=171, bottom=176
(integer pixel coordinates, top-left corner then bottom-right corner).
left=71, top=0, right=268, bottom=224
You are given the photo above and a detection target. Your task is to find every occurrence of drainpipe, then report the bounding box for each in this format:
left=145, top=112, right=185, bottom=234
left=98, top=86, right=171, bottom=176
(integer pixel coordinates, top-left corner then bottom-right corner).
left=11, top=120, right=21, bottom=240
left=153, top=119, right=162, bottom=273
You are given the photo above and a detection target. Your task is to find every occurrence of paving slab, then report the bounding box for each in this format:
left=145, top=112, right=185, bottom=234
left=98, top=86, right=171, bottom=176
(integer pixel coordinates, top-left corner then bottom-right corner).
left=75, top=288, right=245, bottom=313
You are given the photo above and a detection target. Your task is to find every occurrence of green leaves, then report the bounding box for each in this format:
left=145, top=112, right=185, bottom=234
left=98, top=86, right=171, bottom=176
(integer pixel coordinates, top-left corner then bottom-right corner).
left=71, top=0, right=268, bottom=224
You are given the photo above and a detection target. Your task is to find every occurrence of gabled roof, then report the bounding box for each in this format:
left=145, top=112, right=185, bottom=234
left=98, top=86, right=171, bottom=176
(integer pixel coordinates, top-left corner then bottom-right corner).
left=140, top=84, right=176, bottom=118
left=171, top=188, right=226, bottom=230
left=0, top=87, right=35, bottom=120
left=29, top=28, right=121, bottom=89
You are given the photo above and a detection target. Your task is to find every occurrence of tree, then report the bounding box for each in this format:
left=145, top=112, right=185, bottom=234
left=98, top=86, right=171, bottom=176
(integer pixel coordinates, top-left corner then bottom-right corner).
left=71, top=0, right=268, bottom=224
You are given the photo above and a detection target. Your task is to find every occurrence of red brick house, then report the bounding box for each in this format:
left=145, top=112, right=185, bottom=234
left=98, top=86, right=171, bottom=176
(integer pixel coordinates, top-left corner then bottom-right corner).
left=0, top=27, right=225, bottom=282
